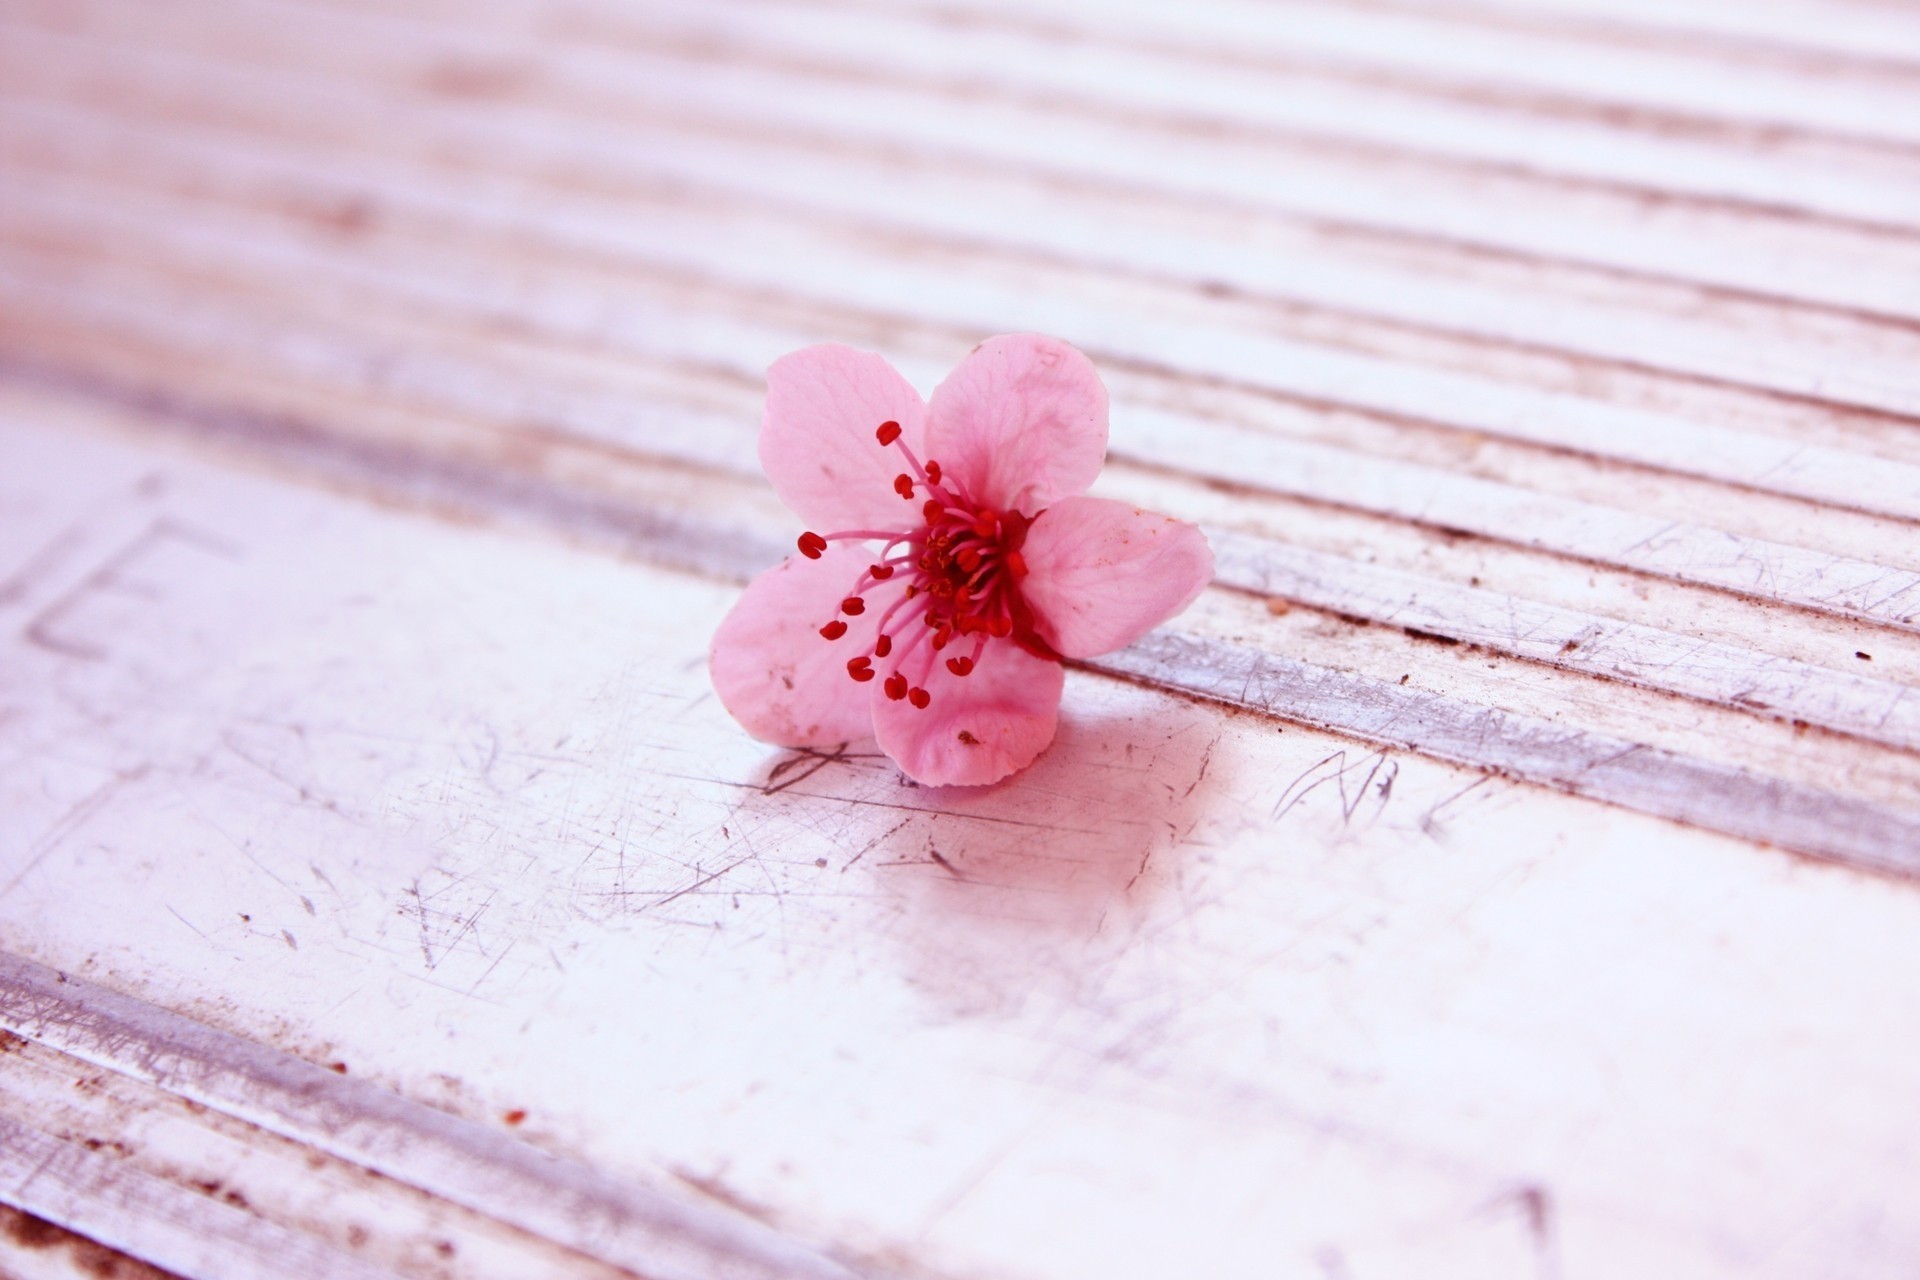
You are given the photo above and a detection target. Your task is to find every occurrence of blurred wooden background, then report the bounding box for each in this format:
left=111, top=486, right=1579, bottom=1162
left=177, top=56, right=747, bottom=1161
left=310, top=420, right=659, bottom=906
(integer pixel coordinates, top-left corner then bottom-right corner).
left=2, top=1, right=1918, bottom=1277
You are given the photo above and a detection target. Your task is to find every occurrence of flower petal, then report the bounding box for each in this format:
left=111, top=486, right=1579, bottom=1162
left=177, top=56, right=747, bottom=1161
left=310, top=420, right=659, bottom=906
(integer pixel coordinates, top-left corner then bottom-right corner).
left=710, top=544, right=893, bottom=747
left=925, top=334, right=1107, bottom=517
left=761, top=345, right=928, bottom=531
left=1019, top=497, right=1213, bottom=658
left=871, top=641, right=1064, bottom=787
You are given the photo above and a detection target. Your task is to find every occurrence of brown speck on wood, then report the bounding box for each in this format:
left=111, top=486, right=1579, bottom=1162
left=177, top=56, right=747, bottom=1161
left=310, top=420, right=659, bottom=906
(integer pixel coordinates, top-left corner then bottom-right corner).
left=1, top=1205, right=182, bottom=1278
left=1856, top=651, right=1872, bottom=661
left=328, top=1061, right=349, bottom=1074
left=3, top=1206, right=64, bottom=1250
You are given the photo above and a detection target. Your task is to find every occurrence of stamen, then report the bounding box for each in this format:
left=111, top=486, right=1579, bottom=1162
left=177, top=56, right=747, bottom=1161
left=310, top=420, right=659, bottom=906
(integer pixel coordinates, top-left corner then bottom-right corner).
left=801, top=441, right=1036, bottom=699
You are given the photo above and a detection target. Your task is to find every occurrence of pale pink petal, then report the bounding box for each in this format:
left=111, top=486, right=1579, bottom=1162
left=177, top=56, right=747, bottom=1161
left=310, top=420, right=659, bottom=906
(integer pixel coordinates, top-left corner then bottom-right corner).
left=710, top=544, right=894, bottom=747
left=1019, top=497, right=1213, bottom=659
left=924, top=334, right=1106, bottom=517
left=761, top=345, right=928, bottom=531
left=870, top=641, right=1064, bottom=787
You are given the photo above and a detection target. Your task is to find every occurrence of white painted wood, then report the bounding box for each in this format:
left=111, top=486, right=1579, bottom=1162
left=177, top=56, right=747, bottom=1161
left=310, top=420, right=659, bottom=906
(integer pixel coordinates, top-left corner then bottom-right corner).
left=13, top=11, right=1920, bottom=413
left=7, top=129, right=1919, bottom=530
left=0, top=957, right=862, bottom=1280
left=5, top=171, right=1919, bottom=637
left=0, top=1117, right=402, bottom=1280
left=895, top=0, right=1920, bottom=145
left=2, top=412, right=1918, bottom=1280
left=1206, top=530, right=1920, bottom=753
left=3, top=0, right=1920, bottom=1275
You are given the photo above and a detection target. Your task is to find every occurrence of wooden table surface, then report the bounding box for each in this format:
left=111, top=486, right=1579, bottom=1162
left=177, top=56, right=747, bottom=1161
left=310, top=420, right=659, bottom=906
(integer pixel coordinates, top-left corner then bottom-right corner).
left=2, top=1, right=1918, bottom=1276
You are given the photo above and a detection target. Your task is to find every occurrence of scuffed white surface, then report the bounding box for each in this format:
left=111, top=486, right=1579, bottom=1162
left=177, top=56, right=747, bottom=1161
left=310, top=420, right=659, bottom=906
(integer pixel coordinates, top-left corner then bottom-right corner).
left=2, top=414, right=1919, bottom=1279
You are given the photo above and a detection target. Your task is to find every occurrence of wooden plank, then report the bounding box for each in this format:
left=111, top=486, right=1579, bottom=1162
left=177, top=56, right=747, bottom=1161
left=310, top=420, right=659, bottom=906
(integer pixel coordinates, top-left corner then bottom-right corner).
left=5, top=375, right=1911, bottom=878
left=0, top=955, right=865, bottom=1280
left=1101, top=629, right=1920, bottom=879
left=1, top=404, right=1917, bottom=1280
left=0, top=1118, right=400, bottom=1280
left=1207, top=531, right=1920, bottom=753
left=3, top=0, right=1920, bottom=1273
left=8, top=235, right=1918, bottom=640
left=12, top=8, right=1920, bottom=411
left=19, top=78, right=1920, bottom=524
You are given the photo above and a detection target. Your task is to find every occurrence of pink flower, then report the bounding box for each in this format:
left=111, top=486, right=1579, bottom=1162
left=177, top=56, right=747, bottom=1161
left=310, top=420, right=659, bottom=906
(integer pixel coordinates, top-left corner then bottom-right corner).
left=709, top=334, right=1213, bottom=787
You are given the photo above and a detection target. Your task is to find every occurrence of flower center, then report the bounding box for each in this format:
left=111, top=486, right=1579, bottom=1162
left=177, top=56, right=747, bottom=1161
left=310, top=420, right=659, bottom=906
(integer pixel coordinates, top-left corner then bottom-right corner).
left=795, top=420, right=1034, bottom=709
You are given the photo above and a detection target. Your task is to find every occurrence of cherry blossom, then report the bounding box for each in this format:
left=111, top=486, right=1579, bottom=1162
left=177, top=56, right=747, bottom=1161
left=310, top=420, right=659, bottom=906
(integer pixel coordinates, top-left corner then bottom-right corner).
left=710, top=335, right=1212, bottom=786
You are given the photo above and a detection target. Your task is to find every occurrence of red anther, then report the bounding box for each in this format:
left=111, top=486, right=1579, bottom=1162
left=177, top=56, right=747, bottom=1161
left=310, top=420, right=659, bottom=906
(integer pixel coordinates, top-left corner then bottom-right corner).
left=931, top=627, right=952, bottom=651
left=972, top=509, right=998, bottom=538
left=840, top=597, right=866, bottom=616
left=869, top=563, right=894, bottom=580
left=988, top=616, right=1013, bottom=637
left=925, top=460, right=942, bottom=484
left=883, top=673, right=908, bottom=700
left=894, top=474, right=915, bottom=499
left=907, top=687, right=931, bottom=709
left=876, top=420, right=902, bottom=446
left=874, top=634, right=893, bottom=658
left=956, top=547, right=982, bottom=572
left=1005, top=551, right=1028, bottom=579
left=819, top=620, right=848, bottom=641
left=946, top=656, right=974, bottom=676
left=847, top=656, right=875, bottom=682
left=923, top=498, right=944, bottom=522
left=797, top=531, right=827, bottom=559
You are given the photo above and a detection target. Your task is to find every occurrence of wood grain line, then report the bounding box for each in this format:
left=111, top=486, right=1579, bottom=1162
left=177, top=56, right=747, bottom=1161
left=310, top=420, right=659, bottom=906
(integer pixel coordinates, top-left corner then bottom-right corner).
left=1207, top=530, right=1920, bottom=753
left=0, top=1111, right=403, bottom=1280
left=9, top=236, right=1919, bottom=640
left=0, top=954, right=870, bottom=1280
left=8, top=361, right=1913, bottom=880
left=1097, top=631, right=1920, bottom=881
